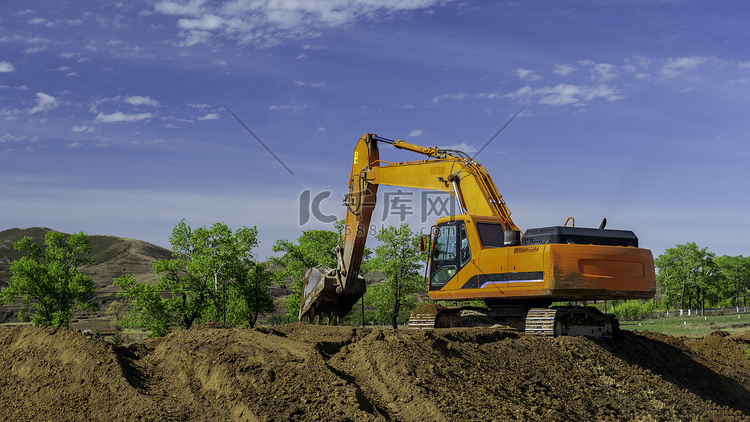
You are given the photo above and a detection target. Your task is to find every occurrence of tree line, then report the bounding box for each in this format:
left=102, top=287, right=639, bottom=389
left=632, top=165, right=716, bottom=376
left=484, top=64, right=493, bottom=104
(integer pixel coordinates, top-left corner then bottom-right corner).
left=0, top=219, right=426, bottom=336
left=656, top=242, right=750, bottom=311
left=5, top=221, right=742, bottom=333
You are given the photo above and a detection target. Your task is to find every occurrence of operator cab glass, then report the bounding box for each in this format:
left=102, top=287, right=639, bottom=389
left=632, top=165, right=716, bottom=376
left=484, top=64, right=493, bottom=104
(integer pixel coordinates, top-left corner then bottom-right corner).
left=476, top=222, right=505, bottom=247
left=429, top=221, right=471, bottom=290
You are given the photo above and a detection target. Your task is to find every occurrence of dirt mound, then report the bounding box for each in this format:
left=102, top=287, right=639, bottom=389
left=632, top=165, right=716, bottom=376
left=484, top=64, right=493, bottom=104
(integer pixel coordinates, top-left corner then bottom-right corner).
left=0, top=325, right=166, bottom=420
left=2, top=325, right=750, bottom=421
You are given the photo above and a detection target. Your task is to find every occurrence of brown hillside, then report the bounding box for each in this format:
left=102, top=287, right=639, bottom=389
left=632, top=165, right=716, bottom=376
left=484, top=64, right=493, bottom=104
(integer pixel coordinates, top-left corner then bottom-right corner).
left=0, top=227, right=173, bottom=326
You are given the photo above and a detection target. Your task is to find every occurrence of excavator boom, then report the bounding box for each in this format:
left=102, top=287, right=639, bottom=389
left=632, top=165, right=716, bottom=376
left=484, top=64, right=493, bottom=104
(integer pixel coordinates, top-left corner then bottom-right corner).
left=300, top=133, right=519, bottom=322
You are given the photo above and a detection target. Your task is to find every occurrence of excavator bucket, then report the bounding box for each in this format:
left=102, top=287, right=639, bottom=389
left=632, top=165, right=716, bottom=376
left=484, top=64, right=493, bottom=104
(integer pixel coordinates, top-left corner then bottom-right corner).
left=299, top=267, right=365, bottom=324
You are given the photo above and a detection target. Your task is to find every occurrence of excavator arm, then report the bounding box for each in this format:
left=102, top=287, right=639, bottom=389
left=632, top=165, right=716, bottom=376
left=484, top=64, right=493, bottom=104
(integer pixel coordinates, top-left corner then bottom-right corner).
left=299, top=133, right=518, bottom=323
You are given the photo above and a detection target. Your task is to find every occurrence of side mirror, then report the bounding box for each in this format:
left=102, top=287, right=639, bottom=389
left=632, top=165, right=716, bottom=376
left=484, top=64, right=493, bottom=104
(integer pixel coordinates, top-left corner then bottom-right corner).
left=418, top=236, right=429, bottom=252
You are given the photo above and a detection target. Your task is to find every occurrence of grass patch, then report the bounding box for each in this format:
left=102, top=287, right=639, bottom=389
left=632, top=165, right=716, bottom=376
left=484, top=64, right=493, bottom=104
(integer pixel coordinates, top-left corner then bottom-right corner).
left=620, top=312, right=750, bottom=337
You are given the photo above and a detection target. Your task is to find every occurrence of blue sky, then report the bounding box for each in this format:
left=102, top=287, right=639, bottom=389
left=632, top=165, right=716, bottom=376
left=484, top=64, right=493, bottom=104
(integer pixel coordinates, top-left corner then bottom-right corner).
left=2, top=0, right=750, bottom=261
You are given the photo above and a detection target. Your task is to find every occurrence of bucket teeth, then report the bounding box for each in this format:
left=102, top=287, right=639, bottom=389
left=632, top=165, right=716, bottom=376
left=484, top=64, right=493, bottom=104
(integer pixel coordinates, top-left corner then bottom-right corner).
left=299, top=267, right=366, bottom=323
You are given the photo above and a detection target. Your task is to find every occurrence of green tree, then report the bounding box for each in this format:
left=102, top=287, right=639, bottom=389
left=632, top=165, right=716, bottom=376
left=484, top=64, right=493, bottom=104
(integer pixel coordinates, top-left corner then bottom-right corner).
left=169, top=219, right=259, bottom=322
left=1, top=231, right=95, bottom=328
left=115, top=219, right=262, bottom=336
left=271, top=228, right=340, bottom=317
left=655, top=242, right=718, bottom=311
left=365, top=223, right=427, bottom=329
left=716, top=255, right=750, bottom=307
left=114, top=273, right=172, bottom=337
left=226, top=262, right=276, bottom=328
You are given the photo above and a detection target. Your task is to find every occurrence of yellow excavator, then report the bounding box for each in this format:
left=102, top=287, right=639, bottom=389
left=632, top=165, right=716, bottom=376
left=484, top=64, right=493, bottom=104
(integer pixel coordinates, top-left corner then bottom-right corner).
left=300, top=133, right=655, bottom=337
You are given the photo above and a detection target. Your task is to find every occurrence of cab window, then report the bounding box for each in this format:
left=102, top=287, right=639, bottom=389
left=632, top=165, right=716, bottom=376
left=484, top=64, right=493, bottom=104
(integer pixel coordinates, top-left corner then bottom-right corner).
left=430, top=222, right=471, bottom=288
left=459, top=224, right=471, bottom=266
left=432, top=225, right=457, bottom=261
left=476, top=222, right=505, bottom=248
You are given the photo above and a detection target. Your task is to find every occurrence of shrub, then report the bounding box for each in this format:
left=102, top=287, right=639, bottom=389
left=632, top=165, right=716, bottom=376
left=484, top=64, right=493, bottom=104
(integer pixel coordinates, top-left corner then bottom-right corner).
left=612, top=300, right=658, bottom=321
left=109, top=331, right=125, bottom=346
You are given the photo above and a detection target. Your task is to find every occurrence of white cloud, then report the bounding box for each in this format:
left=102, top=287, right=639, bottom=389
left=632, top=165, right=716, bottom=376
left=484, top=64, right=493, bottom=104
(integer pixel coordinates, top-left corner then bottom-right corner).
left=155, top=0, right=206, bottom=16
left=0, top=61, right=15, bottom=72
left=124, top=95, right=160, bottom=107
left=24, top=45, right=47, bottom=54
left=72, top=125, right=94, bottom=133
left=29, top=92, right=60, bottom=114
left=506, top=84, right=623, bottom=106
left=590, top=63, right=616, bottom=82
left=739, top=61, right=750, bottom=69
left=0, top=84, right=28, bottom=91
left=177, top=30, right=213, bottom=46
left=516, top=68, right=542, bottom=81
left=95, top=112, right=154, bottom=123
left=553, top=64, right=575, bottom=76
left=476, top=92, right=499, bottom=99
left=66, top=142, right=83, bottom=149
left=197, top=113, right=219, bottom=120
left=577, top=61, right=618, bottom=82
left=438, top=142, right=477, bottom=153
left=0, top=133, right=32, bottom=143
left=269, top=105, right=291, bottom=110
left=27, top=17, right=50, bottom=26
left=178, top=14, right=225, bottom=30
left=432, top=92, right=466, bottom=103
left=661, top=56, right=707, bottom=78
left=408, top=129, right=423, bottom=137
left=156, top=0, right=446, bottom=46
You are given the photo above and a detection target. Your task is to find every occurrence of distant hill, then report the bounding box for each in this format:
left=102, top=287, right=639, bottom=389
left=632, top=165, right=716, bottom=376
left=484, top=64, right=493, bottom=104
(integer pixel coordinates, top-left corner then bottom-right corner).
left=1, top=228, right=387, bottom=330
left=0, top=227, right=173, bottom=326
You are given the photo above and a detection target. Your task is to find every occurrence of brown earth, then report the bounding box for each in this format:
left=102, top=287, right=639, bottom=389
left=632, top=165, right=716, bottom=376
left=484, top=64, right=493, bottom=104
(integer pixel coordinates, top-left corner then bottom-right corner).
left=3, top=324, right=750, bottom=421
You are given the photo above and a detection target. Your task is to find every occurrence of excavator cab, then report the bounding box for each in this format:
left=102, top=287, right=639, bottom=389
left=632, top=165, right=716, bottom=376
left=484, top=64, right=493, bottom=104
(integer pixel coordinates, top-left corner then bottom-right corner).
left=423, top=214, right=655, bottom=303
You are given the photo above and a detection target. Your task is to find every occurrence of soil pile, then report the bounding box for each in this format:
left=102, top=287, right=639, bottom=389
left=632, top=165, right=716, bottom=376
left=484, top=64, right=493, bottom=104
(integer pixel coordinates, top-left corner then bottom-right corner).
left=2, top=324, right=750, bottom=421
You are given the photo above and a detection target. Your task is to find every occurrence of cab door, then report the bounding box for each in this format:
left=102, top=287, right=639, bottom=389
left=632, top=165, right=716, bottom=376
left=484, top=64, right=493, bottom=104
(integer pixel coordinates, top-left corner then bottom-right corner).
left=429, top=221, right=471, bottom=291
